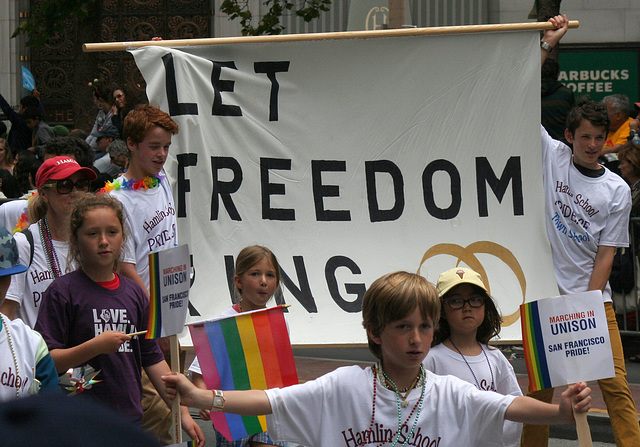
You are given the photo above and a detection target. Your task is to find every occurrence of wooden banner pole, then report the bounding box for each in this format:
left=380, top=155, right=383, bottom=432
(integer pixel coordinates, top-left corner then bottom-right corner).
left=574, top=405, right=593, bottom=447
left=83, top=21, right=579, bottom=53
left=170, top=334, right=182, bottom=444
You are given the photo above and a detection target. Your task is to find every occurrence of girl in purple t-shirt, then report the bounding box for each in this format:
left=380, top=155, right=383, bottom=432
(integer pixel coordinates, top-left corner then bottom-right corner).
left=35, top=193, right=204, bottom=445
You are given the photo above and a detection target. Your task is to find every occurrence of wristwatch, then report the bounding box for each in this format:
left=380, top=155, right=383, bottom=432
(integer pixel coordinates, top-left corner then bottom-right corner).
left=211, top=389, right=226, bottom=411
left=540, top=41, right=553, bottom=52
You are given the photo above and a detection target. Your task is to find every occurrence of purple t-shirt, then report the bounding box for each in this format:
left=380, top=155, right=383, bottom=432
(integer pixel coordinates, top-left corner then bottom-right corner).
left=35, top=269, right=164, bottom=422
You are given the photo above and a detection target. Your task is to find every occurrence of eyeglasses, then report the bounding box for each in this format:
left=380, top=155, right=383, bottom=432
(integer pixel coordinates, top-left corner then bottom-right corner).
left=43, top=178, right=91, bottom=194
left=443, top=296, right=485, bottom=310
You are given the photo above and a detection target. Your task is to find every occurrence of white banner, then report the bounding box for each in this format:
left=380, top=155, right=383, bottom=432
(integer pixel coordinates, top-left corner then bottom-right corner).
left=131, top=29, right=558, bottom=344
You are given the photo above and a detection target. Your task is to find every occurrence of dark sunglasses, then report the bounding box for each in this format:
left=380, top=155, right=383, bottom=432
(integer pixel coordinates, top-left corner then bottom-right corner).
left=443, top=296, right=485, bottom=310
left=43, top=178, right=91, bottom=194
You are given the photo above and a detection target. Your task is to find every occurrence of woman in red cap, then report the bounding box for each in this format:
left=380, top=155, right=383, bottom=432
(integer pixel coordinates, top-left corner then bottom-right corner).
left=0, top=156, right=96, bottom=328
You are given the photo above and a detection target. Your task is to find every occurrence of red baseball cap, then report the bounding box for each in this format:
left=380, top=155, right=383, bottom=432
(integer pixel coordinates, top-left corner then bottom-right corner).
left=35, top=156, right=97, bottom=189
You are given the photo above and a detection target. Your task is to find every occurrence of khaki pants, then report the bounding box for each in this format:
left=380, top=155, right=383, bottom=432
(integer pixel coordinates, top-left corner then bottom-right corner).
left=141, top=370, right=172, bottom=445
left=521, top=303, right=640, bottom=446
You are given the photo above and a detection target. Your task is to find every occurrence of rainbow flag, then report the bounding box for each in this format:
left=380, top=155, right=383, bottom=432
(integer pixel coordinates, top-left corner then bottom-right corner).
left=189, top=306, right=298, bottom=441
left=520, top=301, right=552, bottom=391
left=146, top=251, right=162, bottom=339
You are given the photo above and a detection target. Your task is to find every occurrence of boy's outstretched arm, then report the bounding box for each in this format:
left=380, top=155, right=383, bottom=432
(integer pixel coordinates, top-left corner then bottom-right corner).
left=162, top=372, right=273, bottom=416
left=505, top=382, right=591, bottom=424
left=541, top=14, right=569, bottom=66
left=191, top=372, right=212, bottom=421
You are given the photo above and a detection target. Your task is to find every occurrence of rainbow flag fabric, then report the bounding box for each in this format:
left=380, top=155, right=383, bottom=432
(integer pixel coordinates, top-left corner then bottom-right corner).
left=146, top=251, right=162, bottom=339
left=188, top=306, right=298, bottom=441
left=520, top=301, right=552, bottom=391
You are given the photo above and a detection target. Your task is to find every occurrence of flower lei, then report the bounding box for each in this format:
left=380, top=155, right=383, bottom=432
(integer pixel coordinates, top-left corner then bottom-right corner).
left=13, top=191, right=38, bottom=233
left=99, top=173, right=163, bottom=194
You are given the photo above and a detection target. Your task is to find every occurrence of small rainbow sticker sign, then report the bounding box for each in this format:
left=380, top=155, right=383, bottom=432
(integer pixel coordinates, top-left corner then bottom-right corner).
left=520, top=290, right=613, bottom=391
left=520, top=300, right=552, bottom=391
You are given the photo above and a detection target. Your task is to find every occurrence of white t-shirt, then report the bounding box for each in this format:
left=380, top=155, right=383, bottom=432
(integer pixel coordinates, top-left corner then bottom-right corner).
left=5, top=221, right=72, bottom=328
left=0, top=313, right=47, bottom=401
left=542, top=126, right=631, bottom=302
left=265, top=365, right=515, bottom=447
left=424, top=343, right=522, bottom=446
left=109, top=171, right=177, bottom=290
left=94, top=153, right=123, bottom=178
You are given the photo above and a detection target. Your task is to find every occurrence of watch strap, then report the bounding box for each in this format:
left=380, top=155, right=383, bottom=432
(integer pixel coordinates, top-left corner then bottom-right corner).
left=211, top=389, right=226, bottom=411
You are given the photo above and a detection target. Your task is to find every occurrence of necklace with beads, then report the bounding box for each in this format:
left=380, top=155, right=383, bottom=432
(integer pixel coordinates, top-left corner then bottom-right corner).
left=1, top=314, right=21, bottom=398
left=379, top=366, right=424, bottom=407
left=363, top=363, right=426, bottom=447
left=98, top=173, right=163, bottom=194
left=39, top=216, right=62, bottom=279
left=449, top=338, right=495, bottom=391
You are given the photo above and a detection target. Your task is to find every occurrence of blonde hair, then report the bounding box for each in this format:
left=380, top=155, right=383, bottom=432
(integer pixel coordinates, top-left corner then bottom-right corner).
left=27, top=193, right=48, bottom=223
left=234, top=245, right=281, bottom=300
left=362, top=271, right=440, bottom=361
left=68, top=193, right=127, bottom=270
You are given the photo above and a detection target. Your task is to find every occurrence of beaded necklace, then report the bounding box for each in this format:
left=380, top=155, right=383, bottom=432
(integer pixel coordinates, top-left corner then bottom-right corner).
left=99, top=173, right=163, bottom=194
left=449, top=338, right=495, bottom=391
left=1, top=314, right=20, bottom=398
left=39, top=216, right=62, bottom=279
left=364, top=364, right=426, bottom=447
left=379, top=367, right=423, bottom=407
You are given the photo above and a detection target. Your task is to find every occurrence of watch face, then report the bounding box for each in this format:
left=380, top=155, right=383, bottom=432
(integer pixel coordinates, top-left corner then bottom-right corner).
left=213, top=391, right=225, bottom=410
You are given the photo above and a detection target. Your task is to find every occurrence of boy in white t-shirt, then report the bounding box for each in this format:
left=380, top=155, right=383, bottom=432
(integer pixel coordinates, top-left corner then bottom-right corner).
left=162, top=271, right=592, bottom=447
left=522, top=16, right=640, bottom=447
left=104, top=104, right=182, bottom=445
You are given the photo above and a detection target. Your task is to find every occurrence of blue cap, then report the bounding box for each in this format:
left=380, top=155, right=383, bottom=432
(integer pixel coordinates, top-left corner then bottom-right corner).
left=0, top=226, right=27, bottom=277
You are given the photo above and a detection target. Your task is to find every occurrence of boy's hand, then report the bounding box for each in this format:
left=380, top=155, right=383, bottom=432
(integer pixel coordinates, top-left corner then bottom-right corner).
left=162, top=372, right=201, bottom=407
left=94, top=330, right=131, bottom=354
left=559, top=382, right=592, bottom=423
left=543, top=14, right=569, bottom=49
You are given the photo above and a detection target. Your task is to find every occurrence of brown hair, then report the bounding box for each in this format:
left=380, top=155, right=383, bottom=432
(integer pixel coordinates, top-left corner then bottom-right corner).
left=362, top=271, right=440, bottom=361
left=234, top=245, right=281, bottom=299
left=68, top=193, right=127, bottom=270
left=124, top=104, right=179, bottom=144
left=619, top=140, right=640, bottom=179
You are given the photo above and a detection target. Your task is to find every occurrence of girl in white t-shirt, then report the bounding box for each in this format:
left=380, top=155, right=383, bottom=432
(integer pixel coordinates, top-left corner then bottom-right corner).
left=189, top=245, right=288, bottom=447
left=424, top=267, right=522, bottom=446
